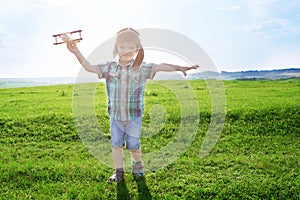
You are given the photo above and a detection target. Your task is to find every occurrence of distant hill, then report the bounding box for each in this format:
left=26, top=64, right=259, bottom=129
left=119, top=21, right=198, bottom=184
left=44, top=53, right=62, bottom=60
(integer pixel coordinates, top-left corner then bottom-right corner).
left=220, top=68, right=300, bottom=80
left=187, top=68, right=300, bottom=80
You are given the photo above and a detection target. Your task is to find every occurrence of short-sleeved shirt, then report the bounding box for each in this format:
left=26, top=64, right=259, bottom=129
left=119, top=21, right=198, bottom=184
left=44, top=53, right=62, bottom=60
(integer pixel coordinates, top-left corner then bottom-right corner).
left=96, top=60, right=155, bottom=121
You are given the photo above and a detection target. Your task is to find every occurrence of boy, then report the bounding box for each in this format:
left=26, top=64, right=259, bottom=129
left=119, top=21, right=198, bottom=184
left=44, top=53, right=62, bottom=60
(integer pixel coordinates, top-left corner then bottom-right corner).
left=66, top=27, right=198, bottom=183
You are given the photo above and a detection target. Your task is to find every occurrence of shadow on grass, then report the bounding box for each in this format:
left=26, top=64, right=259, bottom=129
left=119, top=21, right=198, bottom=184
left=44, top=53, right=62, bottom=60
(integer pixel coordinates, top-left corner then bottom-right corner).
left=117, top=180, right=130, bottom=200
left=135, top=176, right=152, bottom=200
left=116, top=176, right=152, bottom=200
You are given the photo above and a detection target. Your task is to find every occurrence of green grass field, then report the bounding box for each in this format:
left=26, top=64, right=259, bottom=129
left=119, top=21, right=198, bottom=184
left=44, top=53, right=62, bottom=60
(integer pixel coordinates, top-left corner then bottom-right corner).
left=0, top=79, right=299, bottom=200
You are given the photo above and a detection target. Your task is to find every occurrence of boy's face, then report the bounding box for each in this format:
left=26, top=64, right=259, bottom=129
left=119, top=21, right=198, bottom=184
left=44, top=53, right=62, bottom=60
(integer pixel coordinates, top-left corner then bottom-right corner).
left=117, top=42, right=138, bottom=62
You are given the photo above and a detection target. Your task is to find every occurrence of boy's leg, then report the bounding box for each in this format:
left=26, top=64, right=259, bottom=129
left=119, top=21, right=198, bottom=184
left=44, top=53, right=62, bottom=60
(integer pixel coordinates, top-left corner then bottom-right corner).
left=130, top=148, right=142, bottom=163
left=110, top=117, right=126, bottom=168
left=125, top=117, right=144, bottom=176
left=109, top=118, right=125, bottom=183
left=125, top=117, right=142, bottom=149
left=130, top=149, right=144, bottom=177
left=112, top=147, right=124, bottom=169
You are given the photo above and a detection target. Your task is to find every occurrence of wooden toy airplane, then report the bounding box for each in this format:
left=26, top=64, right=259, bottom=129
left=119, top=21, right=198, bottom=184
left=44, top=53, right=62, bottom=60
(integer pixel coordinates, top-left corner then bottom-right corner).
left=52, top=30, right=83, bottom=45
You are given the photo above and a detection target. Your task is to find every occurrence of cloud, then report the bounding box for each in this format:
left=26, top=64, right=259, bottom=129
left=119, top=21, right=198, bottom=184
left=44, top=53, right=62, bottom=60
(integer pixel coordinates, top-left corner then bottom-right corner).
left=0, top=22, right=9, bottom=47
left=242, top=0, right=280, bottom=18
left=240, top=18, right=299, bottom=38
left=243, top=0, right=280, bottom=7
left=0, top=0, right=43, bottom=16
left=218, top=6, right=241, bottom=11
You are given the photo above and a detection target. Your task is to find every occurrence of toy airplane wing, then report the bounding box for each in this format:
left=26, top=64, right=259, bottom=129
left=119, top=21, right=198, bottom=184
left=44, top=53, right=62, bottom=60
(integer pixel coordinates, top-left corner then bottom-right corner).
left=52, top=30, right=83, bottom=45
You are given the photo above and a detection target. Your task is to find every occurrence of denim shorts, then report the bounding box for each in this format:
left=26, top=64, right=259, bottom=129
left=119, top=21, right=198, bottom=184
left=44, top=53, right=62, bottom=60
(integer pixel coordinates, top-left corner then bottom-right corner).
left=110, top=117, right=142, bottom=150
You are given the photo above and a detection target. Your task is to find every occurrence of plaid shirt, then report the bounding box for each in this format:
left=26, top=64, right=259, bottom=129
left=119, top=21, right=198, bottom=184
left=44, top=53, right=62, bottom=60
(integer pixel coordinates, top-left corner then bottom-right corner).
left=97, top=60, right=154, bottom=121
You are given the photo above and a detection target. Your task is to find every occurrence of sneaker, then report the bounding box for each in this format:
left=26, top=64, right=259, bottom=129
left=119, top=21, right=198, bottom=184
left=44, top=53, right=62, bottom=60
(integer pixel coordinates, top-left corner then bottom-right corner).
left=108, top=168, right=124, bottom=183
left=132, top=161, right=144, bottom=177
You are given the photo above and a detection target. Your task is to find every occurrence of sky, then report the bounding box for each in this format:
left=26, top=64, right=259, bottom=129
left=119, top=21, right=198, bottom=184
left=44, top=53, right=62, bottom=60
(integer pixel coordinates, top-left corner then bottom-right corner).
left=0, top=0, right=300, bottom=78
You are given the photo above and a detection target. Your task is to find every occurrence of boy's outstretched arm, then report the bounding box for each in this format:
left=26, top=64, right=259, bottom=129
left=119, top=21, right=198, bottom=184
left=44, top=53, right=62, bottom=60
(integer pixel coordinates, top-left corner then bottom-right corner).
left=153, top=63, right=199, bottom=76
left=66, top=42, right=99, bottom=74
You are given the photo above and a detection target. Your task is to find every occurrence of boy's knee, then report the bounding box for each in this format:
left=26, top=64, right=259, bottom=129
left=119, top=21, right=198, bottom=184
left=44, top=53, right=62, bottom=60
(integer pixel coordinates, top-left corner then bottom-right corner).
left=129, top=149, right=141, bottom=153
left=111, top=137, right=125, bottom=148
left=112, top=146, right=123, bottom=150
left=126, top=142, right=140, bottom=150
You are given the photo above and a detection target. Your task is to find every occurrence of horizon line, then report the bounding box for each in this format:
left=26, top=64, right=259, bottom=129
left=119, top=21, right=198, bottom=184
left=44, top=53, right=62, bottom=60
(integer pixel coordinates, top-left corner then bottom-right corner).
left=1, top=67, right=300, bottom=79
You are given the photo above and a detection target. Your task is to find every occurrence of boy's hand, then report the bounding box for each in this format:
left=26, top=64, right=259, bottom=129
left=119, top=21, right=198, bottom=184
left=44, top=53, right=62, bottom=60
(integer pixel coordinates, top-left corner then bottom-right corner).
left=181, top=65, right=199, bottom=76
left=66, top=41, right=80, bottom=55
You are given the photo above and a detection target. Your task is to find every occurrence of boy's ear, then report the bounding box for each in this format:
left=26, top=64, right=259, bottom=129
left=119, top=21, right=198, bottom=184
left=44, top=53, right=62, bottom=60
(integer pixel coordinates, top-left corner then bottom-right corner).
left=132, top=47, right=144, bottom=70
